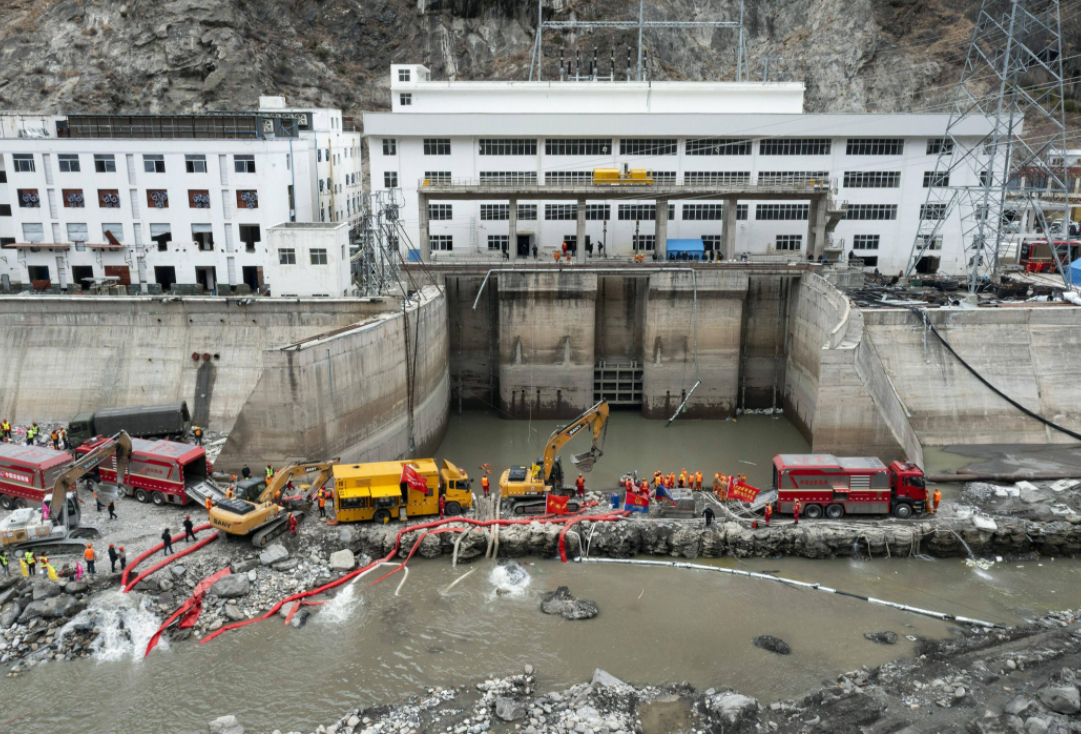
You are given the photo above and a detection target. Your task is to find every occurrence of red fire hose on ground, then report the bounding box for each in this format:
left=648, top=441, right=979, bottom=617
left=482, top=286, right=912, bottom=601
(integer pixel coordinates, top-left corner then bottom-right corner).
left=123, top=531, right=220, bottom=593
left=121, top=523, right=214, bottom=591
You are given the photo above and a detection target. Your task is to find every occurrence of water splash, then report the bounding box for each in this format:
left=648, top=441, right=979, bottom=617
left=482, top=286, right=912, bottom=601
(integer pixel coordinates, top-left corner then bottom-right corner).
left=61, top=590, right=163, bottom=662
left=488, top=561, right=531, bottom=599
left=319, top=584, right=362, bottom=625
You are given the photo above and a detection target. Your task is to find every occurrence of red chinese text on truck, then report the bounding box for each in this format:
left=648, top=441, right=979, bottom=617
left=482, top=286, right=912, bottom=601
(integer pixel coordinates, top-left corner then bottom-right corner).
left=77, top=436, right=217, bottom=507
left=773, top=454, right=927, bottom=519
left=0, top=444, right=73, bottom=509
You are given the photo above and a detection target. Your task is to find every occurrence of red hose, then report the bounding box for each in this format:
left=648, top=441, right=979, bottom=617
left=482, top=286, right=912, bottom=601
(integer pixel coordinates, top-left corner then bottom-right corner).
left=123, top=531, right=219, bottom=593
left=121, top=523, right=213, bottom=589
left=368, top=527, right=465, bottom=587
left=558, top=512, right=627, bottom=562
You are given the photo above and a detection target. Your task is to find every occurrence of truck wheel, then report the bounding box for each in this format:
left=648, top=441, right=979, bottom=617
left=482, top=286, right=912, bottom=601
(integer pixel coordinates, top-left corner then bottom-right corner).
left=13, top=498, right=26, bottom=509
left=135, top=488, right=149, bottom=503
left=893, top=503, right=914, bottom=519
left=0, top=495, right=11, bottom=510
left=803, top=503, right=823, bottom=519
left=372, top=509, right=390, bottom=524
left=151, top=492, right=165, bottom=506
left=825, top=504, right=845, bottom=519
left=445, top=501, right=461, bottom=516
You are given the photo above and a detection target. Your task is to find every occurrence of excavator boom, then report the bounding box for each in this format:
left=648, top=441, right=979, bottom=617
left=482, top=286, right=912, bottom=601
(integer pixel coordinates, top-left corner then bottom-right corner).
left=542, top=400, right=609, bottom=483
left=260, top=461, right=339, bottom=505
left=51, top=431, right=132, bottom=525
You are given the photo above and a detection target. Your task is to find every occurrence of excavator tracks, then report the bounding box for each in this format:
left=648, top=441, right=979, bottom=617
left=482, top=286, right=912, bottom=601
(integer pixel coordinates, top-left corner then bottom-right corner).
left=508, top=497, right=581, bottom=516
left=251, top=511, right=304, bottom=547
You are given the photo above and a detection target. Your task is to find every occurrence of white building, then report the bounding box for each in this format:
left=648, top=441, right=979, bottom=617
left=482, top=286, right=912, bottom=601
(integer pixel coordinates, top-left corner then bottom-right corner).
left=264, top=222, right=351, bottom=297
left=0, top=97, right=362, bottom=293
left=364, top=64, right=993, bottom=274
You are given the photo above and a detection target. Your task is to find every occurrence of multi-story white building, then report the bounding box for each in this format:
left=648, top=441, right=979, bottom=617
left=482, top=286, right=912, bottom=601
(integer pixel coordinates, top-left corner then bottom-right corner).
left=364, top=64, right=993, bottom=274
left=0, top=97, right=362, bottom=294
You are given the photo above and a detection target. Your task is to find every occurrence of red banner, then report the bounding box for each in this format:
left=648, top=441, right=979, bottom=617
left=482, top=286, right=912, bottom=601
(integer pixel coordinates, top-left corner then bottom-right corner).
left=727, top=480, right=760, bottom=504
left=400, top=464, right=428, bottom=492
left=623, top=489, right=650, bottom=508
left=546, top=494, right=570, bottom=515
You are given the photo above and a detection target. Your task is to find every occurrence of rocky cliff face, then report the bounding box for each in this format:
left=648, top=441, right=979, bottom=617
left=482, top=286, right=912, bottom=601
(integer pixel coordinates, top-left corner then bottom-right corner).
left=0, top=0, right=1076, bottom=118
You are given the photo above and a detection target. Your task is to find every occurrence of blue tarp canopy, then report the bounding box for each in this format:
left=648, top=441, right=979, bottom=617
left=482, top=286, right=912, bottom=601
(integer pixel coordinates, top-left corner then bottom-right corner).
left=1070, top=257, right=1081, bottom=285
left=666, top=238, right=705, bottom=260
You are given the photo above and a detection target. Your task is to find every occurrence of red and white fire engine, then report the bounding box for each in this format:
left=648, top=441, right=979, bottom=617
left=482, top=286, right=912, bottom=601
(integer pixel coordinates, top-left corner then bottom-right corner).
left=773, top=454, right=927, bottom=519
left=0, top=444, right=74, bottom=509
left=76, top=436, right=221, bottom=507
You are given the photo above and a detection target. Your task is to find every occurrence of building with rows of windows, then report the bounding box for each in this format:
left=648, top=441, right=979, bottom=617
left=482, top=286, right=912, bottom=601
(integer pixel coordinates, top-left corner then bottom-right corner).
left=364, top=65, right=991, bottom=274
left=0, top=97, right=362, bottom=294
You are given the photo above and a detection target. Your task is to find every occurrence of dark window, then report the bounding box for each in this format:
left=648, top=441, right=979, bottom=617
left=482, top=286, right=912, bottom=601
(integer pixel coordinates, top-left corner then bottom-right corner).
left=682, top=204, right=725, bottom=220
left=758, top=171, right=829, bottom=186
left=384, top=171, right=398, bottom=188
left=684, top=171, right=750, bottom=185
left=846, top=139, right=904, bottom=155
left=620, top=139, right=677, bottom=156
left=517, top=204, right=537, bottom=221
left=852, top=235, right=880, bottom=250
left=428, top=204, right=452, bottom=220
left=927, top=138, right=954, bottom=155
left=0, top=204, right=10, bottom=216
left=775, top=234, right=802, bottom=251
left=423, top=138, right=450, bottom=155
left=383, top=139, right=397, bottom=155
left=545, top=139, right=612, bottom=156
left=12, top=154, right=35, bottom=172
left=234, top=155, right=256, bottom=173
left=310, top=248, right=328, bottom=265
left=431, top=235, right=453, bottom=251
left=400, top=93, right=412, bottom=106
left=150, top=224, right=172, bottom=252
left=759, top=138, right=831, bottom=156
left=685, top=139, right=751, bottom=156
left=278, top=248, right=296, bottom=265
left=480, top=204, right=509, bottom=221
left=843, top=171, right=901, bottom=188
left=58, top=154, right=80, bottom=173
left=755, top=204, right=809, bottom=220
left=239, top=224, right=261, bottom=253
left=479, top=139, right=536, bottom=156
left=920, top=204, right=948, bottom=220
left=93, top=154, right=116, bottom=173
left=480, top=171, right=537, bottom=185
left=398, top=69, right=411, bottom=82
left=923, top=172, right=950, bottom=188
left=845, top=204, right=898, bottom=220
left=185, top=155, right=207, bottom=174
left=143, top=155, right=165, bottom=173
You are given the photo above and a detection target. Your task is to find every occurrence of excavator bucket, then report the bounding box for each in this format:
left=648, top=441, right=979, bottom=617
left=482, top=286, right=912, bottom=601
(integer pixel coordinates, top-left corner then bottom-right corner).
left=570, top=450, right=598, bottom=472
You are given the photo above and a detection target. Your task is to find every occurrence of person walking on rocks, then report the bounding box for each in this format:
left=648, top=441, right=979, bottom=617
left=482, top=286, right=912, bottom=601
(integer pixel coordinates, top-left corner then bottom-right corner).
left=59, top=426, right=68, bottom=449
left=0, top=550, right=8, bottom=576
left=183, top=515, right=197, bottom=542
left=108, top=544, right=119, bottom=573
left=193, top=426, right=203, bottom=446
left=50, top=428, right=60, bottom=450
left=576, top=474, right=586, bottom=498
left=764, top=503, right=773, bottom=526
left=118, top=546, right=127, bottom=572
left=704, top=506, right=715, bottom=527
left=287, top=512, right=298, bottom=536
left=792, top=499, right=802, bottom=526
left=932, top=487, right=941, bottom=515
left=23, top=550, right=36, bottom=577
left=317, top=491, right=327, bottom=519
left=107, top=500, right=117, bottom=520
left=205, top=495, right=214, bottom=517
left=83, top=544, right=95, bottom=575
left=94, top=490, right=103, bottom=513
left=161, top=528, right=174, bottom=556
left=1, top=419, right=10, bottom=442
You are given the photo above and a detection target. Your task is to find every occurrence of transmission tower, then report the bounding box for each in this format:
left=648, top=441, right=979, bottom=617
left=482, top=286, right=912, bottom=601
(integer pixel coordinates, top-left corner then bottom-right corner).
left=354, top=189, right=405, bottom=296
left=905, top=0, right=1072, bottom=291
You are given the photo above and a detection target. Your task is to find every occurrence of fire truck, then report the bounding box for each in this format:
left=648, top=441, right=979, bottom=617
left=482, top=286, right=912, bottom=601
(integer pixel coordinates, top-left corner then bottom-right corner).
left=0, top=444, right=74, bottom=509
left=773, top=454, right=928, bottom=519
left=76, top=436, right=223, bottom=507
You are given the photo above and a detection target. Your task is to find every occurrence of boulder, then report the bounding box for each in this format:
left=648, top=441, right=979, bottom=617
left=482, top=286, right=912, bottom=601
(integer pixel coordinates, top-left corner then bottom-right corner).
left=289, top=609, right=311, bottom=629
left=63, top=581, right=89, bottom=595
left=540, top=586, right=599, bottom=620
left=329, top=549, right=355, bottom=571
left=338, top=527, right=356, bottom=545
left=133, top=578, right=160, bottom=593
left=1005, top=697, right=1033, bottom=716
left=1025, top=717, right=1050, bottom=734
left=170, top=565, right=188, bottom=578
left=209, top=715, right=244, bottom=734
left=259, top=544, right=289, bottom=566
left=158, top=578, right=174, bottom=593
left=32, top=583, right=62, bottom=601
left=705, top=693, right=759, bottom=730
left=209, top=575, right=251, bottom=599
left=495, top=696, right=527, bottom=721
left=223, top=605, right=247, bottom=622
left=19, top=595, right=82, bottom=621
left=232, top=559, right=260, bottom=574
left=591, top=669, right=626, bottom=688
left=752, top=636, right=791, bottom=655
left=0, top=586, right=18, bottom=606
left=1037, top=686, right=1080, bottom=715
left=272, top=558, right=299, bottom=572
left=0, top=604, right=21, bottom=629
left=863, top=631, right=898, bottom=645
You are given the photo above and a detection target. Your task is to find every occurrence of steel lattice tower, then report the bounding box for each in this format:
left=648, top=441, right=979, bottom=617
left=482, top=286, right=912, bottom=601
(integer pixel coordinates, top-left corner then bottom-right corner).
left=905, top=0, right=1072, bottom=291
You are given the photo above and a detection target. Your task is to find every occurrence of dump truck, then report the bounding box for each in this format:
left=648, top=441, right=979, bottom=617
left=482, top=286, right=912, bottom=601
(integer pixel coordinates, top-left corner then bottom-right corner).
left=68, top=401, right=191, bottom=447
left=333, top=459, right=473, bottom=523
left=499, top=400, right=608, bottom=515
left=76, top=436, right=221, bottom=507
left=772, top=454, right=927, bottom=519
left=593, top=166, right=653, bottom=186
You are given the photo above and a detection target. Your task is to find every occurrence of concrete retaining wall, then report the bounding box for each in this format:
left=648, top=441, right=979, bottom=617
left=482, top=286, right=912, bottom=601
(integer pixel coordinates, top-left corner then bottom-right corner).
left=864, top=307, right=1081, bottom=445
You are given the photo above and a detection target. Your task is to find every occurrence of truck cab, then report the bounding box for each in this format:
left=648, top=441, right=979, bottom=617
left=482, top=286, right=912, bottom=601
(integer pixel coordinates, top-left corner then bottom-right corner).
left=888, top=461, right=928, bottom=518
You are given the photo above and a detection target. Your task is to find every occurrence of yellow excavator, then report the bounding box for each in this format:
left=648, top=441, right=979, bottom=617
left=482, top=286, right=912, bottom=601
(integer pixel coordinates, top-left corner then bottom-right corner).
left=209, top=460, right=337, bottom=547
left=499, top=400, right=609, bottom=515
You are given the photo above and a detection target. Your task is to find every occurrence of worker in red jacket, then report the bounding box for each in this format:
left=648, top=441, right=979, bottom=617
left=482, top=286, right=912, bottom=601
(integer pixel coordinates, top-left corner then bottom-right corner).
left=438, top=494, right=446, bottom=519
left=764, top=503, right=773, bottom=526
left=792, top=499, right=802, bottom=526
left=481, top=474, right=490, bottom=497
left=287, top=512, right=298, bottom=535
left=575, top=474, right=585, bottom=498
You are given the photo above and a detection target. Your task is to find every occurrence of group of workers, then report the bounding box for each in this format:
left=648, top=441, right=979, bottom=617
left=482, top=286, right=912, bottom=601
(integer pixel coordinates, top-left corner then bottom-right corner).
left=0, top=420, right=71, bottom=449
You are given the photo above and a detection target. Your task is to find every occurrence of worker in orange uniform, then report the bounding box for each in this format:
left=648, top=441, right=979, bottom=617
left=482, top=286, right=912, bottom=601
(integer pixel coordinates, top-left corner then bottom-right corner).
left=481, top=474, right=490, bottom=497
left=792, top=499, right=802, bottom=526
left=553, top=250, right=561, bottom=263
left=764, top=503, right=773, bottom=526
left=287, top=512, right=298, bottom=535
left=695, top=471, right=703, bottom=491
left=204, top=495, right=214, bottom=516
left=667, top=472, right=676, bottom=489
left=640, top=479, right=651, bottom=500
left=84, top=543, right=96, bottom=575
left=317, top=491, right=327, bottom=519
left=712, top=472, right=722, bottom=495
left=576, top=474, right=586, bottom=498
left=932, top=487, right=942, bottom=515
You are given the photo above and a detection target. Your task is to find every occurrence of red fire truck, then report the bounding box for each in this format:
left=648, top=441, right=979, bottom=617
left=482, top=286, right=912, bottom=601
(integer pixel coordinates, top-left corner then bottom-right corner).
left=0, top=444, right=73, bottom=509
left=773, top=454, right=928, bottom=519
left=77, top=436, right=221, bottom=507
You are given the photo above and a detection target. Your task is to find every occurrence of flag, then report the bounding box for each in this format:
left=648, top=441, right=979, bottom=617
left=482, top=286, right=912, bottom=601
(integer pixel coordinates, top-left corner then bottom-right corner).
left=623, top=490, right=650, bottom=513
left=19, top=560, right=28, bottom=578
left=727, top=480, right=761, bottom=504
left=400, top=464, right=428, bottom=493
left=546, top=493, right=570, bottom=515
left=655, top=484, right=677, bottom=506
left=47, top=564, right=58, bottom=581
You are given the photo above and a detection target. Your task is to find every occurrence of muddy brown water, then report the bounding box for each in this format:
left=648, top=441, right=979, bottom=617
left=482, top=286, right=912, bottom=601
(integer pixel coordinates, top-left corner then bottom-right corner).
left=2, top=413, right=1080, bottom=734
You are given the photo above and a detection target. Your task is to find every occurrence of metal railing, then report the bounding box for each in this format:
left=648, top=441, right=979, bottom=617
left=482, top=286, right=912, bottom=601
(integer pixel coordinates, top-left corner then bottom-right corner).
left=418, top=177, right=839, bottom=193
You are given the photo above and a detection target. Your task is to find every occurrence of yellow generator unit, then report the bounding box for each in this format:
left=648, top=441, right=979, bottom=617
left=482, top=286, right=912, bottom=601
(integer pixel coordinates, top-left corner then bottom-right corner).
left=593, top=167, right=654, bottom=186
left=333, top=459, right=473, bottom=523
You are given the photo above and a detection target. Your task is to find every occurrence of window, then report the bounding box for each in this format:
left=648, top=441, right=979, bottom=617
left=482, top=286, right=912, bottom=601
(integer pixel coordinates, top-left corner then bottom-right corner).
left=67, top=223, right=88, bottom=246
left=756, top=204, right=809, bottom=220
left=980, top=170, right=991, bottom=186
left=683, top=171, right=750, bottom=185
left=852, top=235, right=880, bottom=250
left=400, top=93, right=412, bottom=106
left=185, top=155, right=208, bottom=174
left=381, top=139, right=398, bottom=156
left=702, top=235, right=723, bottom=252
left=423, top=138, right=450, bottom=155
left=0, top=171, right=5, bottom=182
left=545, top=139, right=612, bottom=156
left=318, top=149, right=322, bottom=163
left=652, top=171, right=676, bottom=185
left=759, top=138, right=831, bottom=156
left=585, top=204, right=610, bottom=220
left=62, top=189, right=85, bottom=208
left=488, top=235, right=509, bottom=251
left=479, top=139, right=536, bottom=156
left=546, top=204, right=578, bottom=220
left=94, top=154, right=116, bottom=173
left=923, top=172, right=950, bottom=187
left=58, top=154, right=80, bottom=173
left=17, top=189, right=40, bottom=208
left=143, top=155, right=165, bottom=173
left=102, top=223, right=124, bottom=244
left=845, top=204, right=897, bottom=220
left=147, top=190, right=169, bottom=208
left=239, top=224, right=261, bottom=252
left=632, top=234, right=655, bottom=251
left=0, top=204, right=9, bottom=216
left=189, top=190, right=211, bottom=208
left=150, top=224, right=172, bottom=252
left=846, top=139, right=904, bottom=156
left=398, top=68, right=411, bottom=82
left=619, top=204, right=672, bottom=221
left=431, top=235, right=453, bottom=251
left=98, top=189, right=121, bottom=208
left=736, top=205, right=748, bottom=220
left=916, top=235, right=943, bottom=250
left=683, top=204, right=725, bottom=220
left=278, top=248, right=296, bottom=265
left=546, top=171, right=593, bottom=185
left=620, top=139, right=677, bottom=156
left=192, top=224, right=213, bottom=251
left=383, top=171, right=398, bottom=188
left=843, top=171, right=901, bottom=188
left=480, top=204, right=509, bottom=221
left=310, top=248, right=328, bottom=265
left=685, top=139, right=751, bottom=156
left=12, top=154, right=35, bottom=172
left=319, top=179, right=324, bottom=192
left=775, top=234, right=802, bottom=251
left=236, top=191, right=258, bottom=209
left=920, top=203, right=948, bottom=220
left=428, top=204, right=452, bottom=220
left=517, top=204, right=538, bottom=220
left=480, top=171, right=537, bottom=185
left=424, top=171, right=451, bottom=184
left=758, top=171, right=829, bottom=185
left=22, top=223, right=44, bottom=243
left=927, top=138, right=954, bottom=155
left=234, top=155, right=256, bottom=173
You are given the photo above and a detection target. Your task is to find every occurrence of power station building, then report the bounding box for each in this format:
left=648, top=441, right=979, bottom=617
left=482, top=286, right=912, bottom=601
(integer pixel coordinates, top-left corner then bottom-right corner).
left=364, top=64, right=991, bottom=275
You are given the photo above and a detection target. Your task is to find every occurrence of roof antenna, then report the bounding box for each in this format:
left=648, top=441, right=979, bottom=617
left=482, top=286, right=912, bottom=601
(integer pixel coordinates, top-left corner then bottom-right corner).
left=560, top=45, right=565, bottom=81
left=626, top=45, right=632, bottom=81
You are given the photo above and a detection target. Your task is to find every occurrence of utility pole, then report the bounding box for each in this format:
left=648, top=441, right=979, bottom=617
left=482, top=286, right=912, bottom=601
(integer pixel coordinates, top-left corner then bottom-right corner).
left=636, top=0, right=645, bottom=81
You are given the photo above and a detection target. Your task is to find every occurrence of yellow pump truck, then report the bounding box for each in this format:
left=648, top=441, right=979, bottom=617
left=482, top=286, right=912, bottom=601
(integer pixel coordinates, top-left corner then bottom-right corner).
left=333, top=459, right=474, bottom=524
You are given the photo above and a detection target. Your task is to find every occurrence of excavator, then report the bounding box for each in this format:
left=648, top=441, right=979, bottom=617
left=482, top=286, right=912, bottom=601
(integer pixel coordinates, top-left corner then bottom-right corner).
left=0, top=431, right=132, bottom=556
left=499, top=400, right=609, bottom=515
left=209, top=460, right=337, bottom=547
